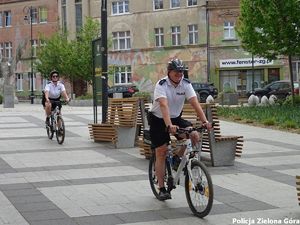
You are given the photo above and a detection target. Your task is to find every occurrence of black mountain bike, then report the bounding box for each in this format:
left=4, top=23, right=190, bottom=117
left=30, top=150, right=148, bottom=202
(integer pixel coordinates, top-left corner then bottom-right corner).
left=45, top=100, right=67, bottom=144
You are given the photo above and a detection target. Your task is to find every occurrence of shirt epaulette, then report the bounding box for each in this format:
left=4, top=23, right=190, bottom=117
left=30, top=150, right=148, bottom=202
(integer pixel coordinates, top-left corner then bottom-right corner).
left=183, top=78, right=191, bottom=83
left=159, top=79, right=167, bottom=85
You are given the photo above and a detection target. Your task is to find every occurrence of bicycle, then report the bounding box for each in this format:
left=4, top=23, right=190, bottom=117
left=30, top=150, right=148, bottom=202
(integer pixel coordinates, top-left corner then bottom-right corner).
left=148, top=126, right=214, bottom=218
left=45, top=100, right=68, bottom=144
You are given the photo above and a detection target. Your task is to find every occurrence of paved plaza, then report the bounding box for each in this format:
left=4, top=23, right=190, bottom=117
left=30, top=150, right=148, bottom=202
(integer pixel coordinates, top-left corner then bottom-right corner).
left=0, top=103, right=299, bottom=225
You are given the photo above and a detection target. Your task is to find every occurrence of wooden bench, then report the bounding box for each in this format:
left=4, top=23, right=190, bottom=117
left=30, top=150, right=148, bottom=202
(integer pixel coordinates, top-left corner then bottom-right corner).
left=296, top=175, right=300, bottom=206
left=139, top=103, right=244, bottom=166
left=88, top=97, right=139, bottom=148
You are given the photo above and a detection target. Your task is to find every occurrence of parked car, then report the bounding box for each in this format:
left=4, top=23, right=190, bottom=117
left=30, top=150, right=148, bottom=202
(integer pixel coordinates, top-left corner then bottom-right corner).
left=191, top=82, right=218, bottom=103
left=246, top=80, right=299, bottom=99
left=108, top=84, right=139, bottom=98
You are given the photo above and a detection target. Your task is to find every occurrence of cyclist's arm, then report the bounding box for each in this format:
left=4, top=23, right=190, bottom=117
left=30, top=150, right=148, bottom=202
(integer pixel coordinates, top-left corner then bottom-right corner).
left=157, top=97, right=177, bottom=134
left=44, top=90, right=50, bottom=103
left=61, top=90, right=69, bottom=102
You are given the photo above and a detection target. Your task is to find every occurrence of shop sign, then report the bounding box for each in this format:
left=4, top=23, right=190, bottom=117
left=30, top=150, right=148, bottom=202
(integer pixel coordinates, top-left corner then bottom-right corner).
left=220, top=58, right=273, bottom=68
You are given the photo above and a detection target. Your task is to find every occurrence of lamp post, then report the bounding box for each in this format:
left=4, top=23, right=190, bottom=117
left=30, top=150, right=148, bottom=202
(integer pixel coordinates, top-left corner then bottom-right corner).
left=101, top=0, right=108, bottom=123
left=206, top=0, right=210, bottom=82
left=24, top=6, right=34, bottom=104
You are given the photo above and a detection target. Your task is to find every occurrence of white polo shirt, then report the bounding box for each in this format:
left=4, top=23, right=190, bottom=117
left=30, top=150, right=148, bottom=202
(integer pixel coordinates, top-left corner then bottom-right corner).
left=44, top=81, right=66, bottom=99
left=150, top=76, right=196, bottom=118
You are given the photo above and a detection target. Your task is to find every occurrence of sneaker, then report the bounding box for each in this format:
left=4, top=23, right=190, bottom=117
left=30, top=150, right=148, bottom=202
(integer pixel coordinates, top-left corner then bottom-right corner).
left=158, top=187, right=171, bottom=201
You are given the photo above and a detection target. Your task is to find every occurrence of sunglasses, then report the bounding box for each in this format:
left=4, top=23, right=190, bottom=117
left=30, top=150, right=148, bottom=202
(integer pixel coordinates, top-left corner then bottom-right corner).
left=52, top=75, right=58, bottom=78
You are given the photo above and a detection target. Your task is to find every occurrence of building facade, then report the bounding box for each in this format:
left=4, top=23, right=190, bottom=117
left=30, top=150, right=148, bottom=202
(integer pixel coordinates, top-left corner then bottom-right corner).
left=0, top=0, right=60, bottom=98
left=1, top=0, right=299, bottom=99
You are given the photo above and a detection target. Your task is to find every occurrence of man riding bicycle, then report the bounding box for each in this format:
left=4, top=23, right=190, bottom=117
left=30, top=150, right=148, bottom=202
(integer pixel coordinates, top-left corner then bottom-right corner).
left=149, top=58, right=212, bottom=201
left=43, top=70, right=70, bottom=125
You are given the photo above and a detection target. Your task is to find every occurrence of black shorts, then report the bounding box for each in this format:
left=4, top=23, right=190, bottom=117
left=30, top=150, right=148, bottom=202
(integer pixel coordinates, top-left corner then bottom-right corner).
left=149, top=112, right=192, bottom=148
left=42, top=97, right=62, bottom=111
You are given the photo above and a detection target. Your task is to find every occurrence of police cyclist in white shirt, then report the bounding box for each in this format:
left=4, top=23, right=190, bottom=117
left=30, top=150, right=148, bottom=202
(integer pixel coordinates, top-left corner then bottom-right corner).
left=43, top=70, right=70, bottom=125
left=149, top=58, right=212, bottom=201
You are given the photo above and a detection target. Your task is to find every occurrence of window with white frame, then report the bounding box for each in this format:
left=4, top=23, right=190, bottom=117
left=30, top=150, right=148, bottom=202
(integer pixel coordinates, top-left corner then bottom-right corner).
left=4, top=11, right=11, bottom=27
left=0, top=12, right=3, bottom=27
left=187, top=0, right=197, bottom=6
left=31, top=8, right=38, bottom=24
left=112, top=31, right=131, bottom=50
left=154, top=27, right=164, bottom=47
left=170, top=0, right=180, bottom=8
left=4, top=42, right=12, bottom=59
left=29, top=73, right=36, bottom=91
left=171, top=26, right=181, bottom=46
left=32, top=40, right=38, bottom=57
left=224, top=21, right=235, bottom=39
left=154, top=0, right=163, bottom=10
left=75, top=0, right=83, bottom=33
left=188, top=24, right=198, bottom=44
left=39, top=7, right=48, bottom=23
left=114, top=66, right=132, bottom=84
left=112, top=1, right=129, bottom=15
left=16, top=74, right=23, bottom=91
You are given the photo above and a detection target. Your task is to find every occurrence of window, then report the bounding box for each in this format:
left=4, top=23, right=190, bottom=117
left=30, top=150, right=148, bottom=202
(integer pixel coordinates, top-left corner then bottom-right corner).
left=187, top=0, right=197, bottom=6
left=170, top=0, right=180, bottom=8
left=188, top=24, right=198, bottom=44
left=154, top=0, right=163, bottom=10
left=31, top=8, right=38, bottom=24
left=0, top=43, right=3, bottom=61
left=0, top=12, right=2, bottom=27
left=32, top=40, right=38, bottom=57
left=112, top=1, right=129, bottom=15
left=4, top=11, right=11, bottom=27
left=112, top=31, right=131, bottom=50
left=29, top=73, right=36, bottom=91
left=224, top=21, right=235, bottom=39
left=75, top=0, right=82, bottom=33
left=4, top=42, right=12, bottom=59
left=16, top=74, right=23, bottom=91
left=171, top=26, right=181, bottom=46
left=154, top=28, right=164, bottom=47
left=39, top=7, right=48, bottom=23
left=114, top=66, right=132, bottom=84
left=61, top=0, right=67, bottom=32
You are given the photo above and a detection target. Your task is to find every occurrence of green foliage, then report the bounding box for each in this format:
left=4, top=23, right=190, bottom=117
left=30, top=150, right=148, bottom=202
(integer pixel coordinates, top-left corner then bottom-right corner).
left=0, top=94, right=2, bottom=104
left=75, top=93, right=93, bottom=100
left=217, top=105, right=300, bottom=130
left=237, top=0, right=300, bottom=58
left=36, top=17, right=100, bottom=81
left=133, top=92, right=152, bottom=102
left=283, top=95, right=300, bottom=106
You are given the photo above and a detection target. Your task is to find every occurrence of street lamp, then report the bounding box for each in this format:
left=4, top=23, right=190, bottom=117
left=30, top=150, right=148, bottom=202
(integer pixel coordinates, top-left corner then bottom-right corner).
left=206, top=0, right=210, bottom=82
left=24, top=6, right=34, bottom=104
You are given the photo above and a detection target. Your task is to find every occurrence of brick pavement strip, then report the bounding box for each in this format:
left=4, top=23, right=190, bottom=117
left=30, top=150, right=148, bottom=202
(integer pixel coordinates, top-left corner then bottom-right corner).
left=0, top=104, right=299, bottom=225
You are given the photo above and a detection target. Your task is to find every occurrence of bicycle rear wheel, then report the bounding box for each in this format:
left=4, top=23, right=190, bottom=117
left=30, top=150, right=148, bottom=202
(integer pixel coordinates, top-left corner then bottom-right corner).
left=46, top=117, right=54, bottom=139
left=185, top=160, right=213, bottom=218
left=148, top=153, right=170, bottom=200
left=55, top=116, right=65, bottom=144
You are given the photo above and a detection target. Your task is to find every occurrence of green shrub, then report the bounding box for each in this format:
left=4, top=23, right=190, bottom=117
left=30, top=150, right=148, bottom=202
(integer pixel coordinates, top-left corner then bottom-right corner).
left=76, top=93, right=93, bottom=100
left=281, top=120, right=297, bottom=129
left=283, top=95, right=300, bottom=106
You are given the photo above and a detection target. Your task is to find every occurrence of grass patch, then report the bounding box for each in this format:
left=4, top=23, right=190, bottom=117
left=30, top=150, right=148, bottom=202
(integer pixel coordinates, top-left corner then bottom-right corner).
left=217, top=105, right=300, bottom=133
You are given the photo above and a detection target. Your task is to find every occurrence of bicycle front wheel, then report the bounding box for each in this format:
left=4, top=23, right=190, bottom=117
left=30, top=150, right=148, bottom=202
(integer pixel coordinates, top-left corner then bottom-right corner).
left=56, top=116, right=65, bottom=144
left=46, top=118, right=54, bottom=140
left=185, top=160, right=213, bottom=218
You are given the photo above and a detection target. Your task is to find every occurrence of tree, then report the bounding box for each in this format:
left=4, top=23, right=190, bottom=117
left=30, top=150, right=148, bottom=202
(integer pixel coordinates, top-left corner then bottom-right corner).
left=36, top=17, right=100, bottom=83
left=236, top=0, right=300, bottom=103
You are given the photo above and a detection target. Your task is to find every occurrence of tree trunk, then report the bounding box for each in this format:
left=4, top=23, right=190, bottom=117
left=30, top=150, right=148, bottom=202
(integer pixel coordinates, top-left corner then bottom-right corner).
left=288, top=55, right=295, bottom=105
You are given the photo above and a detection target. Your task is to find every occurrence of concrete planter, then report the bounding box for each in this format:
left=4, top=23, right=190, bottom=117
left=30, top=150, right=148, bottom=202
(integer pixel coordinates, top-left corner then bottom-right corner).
left=220, top=93, right=238, bottom=105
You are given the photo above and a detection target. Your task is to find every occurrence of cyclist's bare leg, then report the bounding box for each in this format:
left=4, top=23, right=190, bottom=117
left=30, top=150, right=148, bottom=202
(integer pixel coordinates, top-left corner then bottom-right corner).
left=45, top=102, right=52, bottom=117
left=155, top=144, right=168, bottom=188
left=175, top=128, right=200, bottom=157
